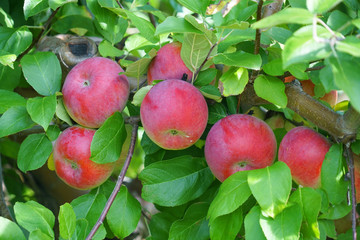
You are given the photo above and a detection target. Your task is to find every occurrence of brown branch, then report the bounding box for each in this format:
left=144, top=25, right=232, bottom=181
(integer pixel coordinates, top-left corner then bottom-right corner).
left=192, top=42, right=218, bottom=82
left=0, top=155, right=14, bottom=221
left=86, top=118, right=140, bottom=240
left=250, top=0, right=264, bottom=83
left=345, top=146, right=357, bottom=240
left=17, top=7, right=60, bottom=62
left=240, top=81, right=360, bottom=143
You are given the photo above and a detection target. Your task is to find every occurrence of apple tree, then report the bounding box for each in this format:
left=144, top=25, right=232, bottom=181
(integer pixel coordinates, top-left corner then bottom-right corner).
left=1, top=0, right=360, bottom=239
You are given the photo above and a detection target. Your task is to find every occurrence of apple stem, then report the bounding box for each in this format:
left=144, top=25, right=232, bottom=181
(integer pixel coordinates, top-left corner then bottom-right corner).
left=0, top=154, right=14, bottom=221
left=345, top=144, right=358, bottom=240
left=86, top=118, right=140, bottom=240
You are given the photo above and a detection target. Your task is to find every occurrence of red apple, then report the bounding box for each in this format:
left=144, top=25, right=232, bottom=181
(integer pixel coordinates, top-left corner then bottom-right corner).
left=140, top=79, right=208, bottom=150
left=62, top=57, right=129, bottom=128
left=53, top=126, right=116, bottom=190
left=278, top=126, right=331, bottom=188
left=147, top=42, right=193, bottom=84
left=352, top=153, right=360, bottom=203
left=205, top=114, right=277, bottom=182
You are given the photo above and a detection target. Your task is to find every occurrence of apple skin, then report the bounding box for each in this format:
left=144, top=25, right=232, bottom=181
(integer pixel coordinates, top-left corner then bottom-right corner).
left=205, top=114, right=277, bottom=182
left=265, top=114, right=285, bottom=130
left=353, top=153, right=360, bottom=203
left=53, top=126, right=116, bottom=190
left=147, top=42, right=193, bottom=84
left=62, top=57, right=130, bottom=128
left=278, top=126, right=331, bottom=188
left=140, top=79, right=208, bottom=150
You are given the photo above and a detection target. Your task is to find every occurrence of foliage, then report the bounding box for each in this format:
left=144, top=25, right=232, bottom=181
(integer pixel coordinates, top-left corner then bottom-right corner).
left=0, top=0, right=360, bottom=239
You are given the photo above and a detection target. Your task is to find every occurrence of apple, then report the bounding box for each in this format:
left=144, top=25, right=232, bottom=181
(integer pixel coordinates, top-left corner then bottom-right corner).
left=204, top=114, right=277, bottom=182
left=147, top=42, right=193, bottom=84
left=284, top=77, right=338, bottom=107
left=62, top=57, right=130, bottom=128
left=278, top=126, right=331, bottom=188
left=245, top=106, right=266, bottom=120
left=53, top=126, right=116, bottom=190
left=140, top=79, right=208, bottom=150
left=352, top=153, right=360, bottom=203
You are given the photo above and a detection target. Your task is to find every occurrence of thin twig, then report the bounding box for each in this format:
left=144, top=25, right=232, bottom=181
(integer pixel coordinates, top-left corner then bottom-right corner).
left=17, top=7, right=60, bottom=62
left=86, top=119, right=140, bottom=240
left=116, top=0, right=125, bottom=9
left=0, top=155, right=14, bottom=221
left=249, top=0, right=263, bottom=83
left=192, top=42, right=218, bottom=83
left=345, top=144, right=357, bottom=240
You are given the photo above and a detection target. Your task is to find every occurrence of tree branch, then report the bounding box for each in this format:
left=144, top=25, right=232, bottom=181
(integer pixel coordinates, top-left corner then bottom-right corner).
left=192, top=42, right=218, bottom=82
left=240, top=81, right=360, bottom=143
left=86, top=119, right=140, bottom=240
left=345, top=146, right=357, bottom=240
left=0, top=155, right=14, bottom=221
left=17, top=7, right=60, bottom=62
left=250, top=0, right=263, bottom=83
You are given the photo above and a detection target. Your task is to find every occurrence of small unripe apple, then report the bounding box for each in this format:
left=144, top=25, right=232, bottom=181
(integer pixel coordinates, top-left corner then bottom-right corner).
left=205, top=114, right=277, bottom=182
left=53, top=126, right=116, bottom=190
left=278, top=126, right=331, bottom=188
left=140, top=79, right=208, bottom=150
left=147, top=42, right=193, bottom=84
left=265, top=114, right=285, bottom=130
left=62, top=57, right=130, bottom=128
left=245, top=106, right=266, bottom=120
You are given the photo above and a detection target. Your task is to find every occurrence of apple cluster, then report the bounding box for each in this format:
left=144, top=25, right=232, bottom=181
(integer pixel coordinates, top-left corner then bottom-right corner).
left=141, top=42, right=334, bottom=189
left=53, top=57, right=130, bottom=190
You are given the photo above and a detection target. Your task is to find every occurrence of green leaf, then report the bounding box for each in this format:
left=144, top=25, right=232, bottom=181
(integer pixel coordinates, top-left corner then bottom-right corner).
left=0, top=106, right=34, bottom=138
left=106, top=186, right=141, bottom=239
left=0, top=26, right=32, bottom=56
left=52, top=15, right=95, bottom=35
left=176, top=0, right=210, bottom=15
left=72, top=218, right=88, bottom=240
left=87, top=0, right=127, bottom=44
left=306, top=0, right=343, bottom=14
left=126, top=10, right=159, bottom=43
left=26, top=95, right=57, bottom=131
left=55, top=98, right=73, bottom=126
left=168, top=202, right=210, bottom=240
left=220, top=67, right=248, bottom=96
left=200, top=85, right=222, bottom=102
left=0, top=217, right=26, bottom=240
left=149, top=212, right=178, bottom=240
left=289, top=187, right=322, bottom=239
left=263, top=59, right=285, bottom=76
left=329, top=53, right=360, bottom=113
left=17, top=133, right=52, bottom=173
left=0, top=89, right=26, bottom=113
left=208, top=171, right=251, bottom=222
left=132, top=85, right=152, bottom=106
left=248, top=161, right=292, bottom=218
left=14, top=201, right=55, bottom=238
left=46, top=125, right=60, bottom=142
left=29, top=229, right=53, bottom=240
left=0, top=8, right=14, bottom=28
left=320, top=144, right=348, bottom=204
left=252, top=8, right=313, bottom=29
left=155, top=16, right=202, bottom=35
left=209, top=207, right=243, bottom=240
left=0, top=49, right=16, bottom=68
left=208, top=103, right=227, bottom=124
left=98, top=40, right=124, bottom=57
left=194, top=68, right=217, bottom=87
left=90, top=112, right=126, bottom=164
left=181, top=33, right=213, bottom=73
left=282, top=26, right=332, bottom=68
left=139, top=156, right=214, bottom=206
left=59, top=203, right=76, bottom=239
left=254, top=75, right=287, bottom=108
left=260, top=204, right=303, bottom=240
left=0, top=64, right=22, bottom=91
left=123, top=49, right=157, bottom=78
left=71, top=190, right=107, bottom=239
left=49, top=0, right=77, bottom=10
left=244, top=206, right=266, bottom=240
left=21, top=52, right=62, bottom=96
left=213, top=51, right=262, bottom=70
left=336, top=36, right=360, bottom=57
left=319, top=202, right=351, bottom=220
left=263, top=27, right=293, bottom=45
left=141, top=132, right=161, bottom=155
left=23, top=0, right=49, bottom=20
